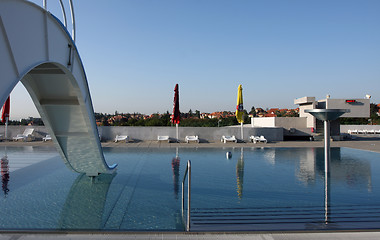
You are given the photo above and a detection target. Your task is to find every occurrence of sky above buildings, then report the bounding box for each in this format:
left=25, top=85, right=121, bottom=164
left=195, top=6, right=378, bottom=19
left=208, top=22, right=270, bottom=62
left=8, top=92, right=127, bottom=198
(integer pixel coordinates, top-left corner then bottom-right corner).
left=8, top=0, right=380, bottom=120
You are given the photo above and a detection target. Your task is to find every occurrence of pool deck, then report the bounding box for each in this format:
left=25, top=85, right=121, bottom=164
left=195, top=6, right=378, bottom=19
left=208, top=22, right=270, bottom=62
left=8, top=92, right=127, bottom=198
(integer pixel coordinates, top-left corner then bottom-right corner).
left=1, top=138, right=380, bottom=153
left=5, top=138, right=377, bottom=152
left=0, top=138, right=380, bottom=239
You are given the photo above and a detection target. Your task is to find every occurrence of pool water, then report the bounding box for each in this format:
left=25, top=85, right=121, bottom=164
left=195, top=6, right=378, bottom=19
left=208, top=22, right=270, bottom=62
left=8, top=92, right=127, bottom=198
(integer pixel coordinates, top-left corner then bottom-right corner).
left=0, top=146, right=379, bottom=231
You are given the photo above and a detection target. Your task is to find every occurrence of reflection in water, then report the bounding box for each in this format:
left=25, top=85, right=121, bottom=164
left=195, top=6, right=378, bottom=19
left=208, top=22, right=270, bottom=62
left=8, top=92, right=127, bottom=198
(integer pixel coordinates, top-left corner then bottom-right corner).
left=292, top=148, right=372, bottom=190
left=236, top=148, right=244, bottom=200
left=172, top=153, right=180, bottom=200
left=0, top=155, right=9, bottom=197
left=58, top=173, right=116, bottom=229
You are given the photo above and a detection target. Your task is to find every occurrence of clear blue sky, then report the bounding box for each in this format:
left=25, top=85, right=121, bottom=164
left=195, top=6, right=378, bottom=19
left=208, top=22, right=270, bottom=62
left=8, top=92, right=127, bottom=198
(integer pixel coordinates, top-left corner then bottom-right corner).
left=10, top=0, right=380, bottom=119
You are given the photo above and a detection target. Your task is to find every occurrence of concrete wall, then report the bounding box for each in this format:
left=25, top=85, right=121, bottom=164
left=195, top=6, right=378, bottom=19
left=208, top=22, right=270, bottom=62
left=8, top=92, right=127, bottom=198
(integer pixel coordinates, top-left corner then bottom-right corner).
left=99, top=126, right=284, bottom=142
left=251, top=117, right=275, bottom=127
left=0, top=125, right=283, bottom=142
left=252, top=117, right=308, bottom=130
left=320, top=98, right=370, bottom=118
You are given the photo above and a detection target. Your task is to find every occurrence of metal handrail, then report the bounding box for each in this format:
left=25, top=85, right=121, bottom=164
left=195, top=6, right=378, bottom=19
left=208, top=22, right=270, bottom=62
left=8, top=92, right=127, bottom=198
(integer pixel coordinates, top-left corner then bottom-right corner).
left=42, top=0, right=76, bottom=43
left=181, top=160, right=191, bottom=232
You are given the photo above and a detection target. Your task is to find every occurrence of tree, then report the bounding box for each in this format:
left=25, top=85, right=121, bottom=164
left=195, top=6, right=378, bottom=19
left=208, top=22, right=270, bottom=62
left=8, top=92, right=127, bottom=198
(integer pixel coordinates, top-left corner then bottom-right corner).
left=249, top=106, right=256, bottom=117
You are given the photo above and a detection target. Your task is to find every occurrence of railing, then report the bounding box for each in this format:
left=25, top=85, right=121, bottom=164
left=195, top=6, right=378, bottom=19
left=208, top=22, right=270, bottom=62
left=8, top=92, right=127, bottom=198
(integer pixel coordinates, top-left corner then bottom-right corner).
left=181, top=160, right=191, bottom=232
left=41, top=0, right=76, bottom=42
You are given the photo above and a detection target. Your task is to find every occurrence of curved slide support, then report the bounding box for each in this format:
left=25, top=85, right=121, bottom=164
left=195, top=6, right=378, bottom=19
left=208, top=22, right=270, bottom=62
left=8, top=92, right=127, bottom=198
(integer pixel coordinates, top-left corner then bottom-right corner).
left=0, top=0, right=116, bottom=176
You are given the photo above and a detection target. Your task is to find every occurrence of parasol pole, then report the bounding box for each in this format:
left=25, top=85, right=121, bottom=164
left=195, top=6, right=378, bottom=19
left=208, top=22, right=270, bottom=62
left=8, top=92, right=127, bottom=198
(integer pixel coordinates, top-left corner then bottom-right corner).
left=5, top=117, right=8, bottom=141
left=176, top=123, right=179, bottom=142
left=240, top=122, right=243, bottom=140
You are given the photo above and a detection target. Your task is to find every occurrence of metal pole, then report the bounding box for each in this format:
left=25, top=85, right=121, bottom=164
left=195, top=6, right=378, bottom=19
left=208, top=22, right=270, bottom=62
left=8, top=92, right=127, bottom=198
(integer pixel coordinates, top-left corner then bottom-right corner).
left=5, top=117, right=8, bottom=141
left=58, top=0, right=68, bottom=28
left=176, top=123, right=179, bottom=142
left=43, top=0, right=47, bottom=10
left=69, top=0, right=76, bottom=42
left=241, top=122, right=244, bottom=140
left=324, top=120, right=330, bottom=176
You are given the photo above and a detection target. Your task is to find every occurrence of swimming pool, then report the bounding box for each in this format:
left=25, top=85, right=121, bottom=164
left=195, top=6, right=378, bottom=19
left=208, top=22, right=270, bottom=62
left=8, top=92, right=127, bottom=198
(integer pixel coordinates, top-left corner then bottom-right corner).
left=0, top=146, right=379, bottom=231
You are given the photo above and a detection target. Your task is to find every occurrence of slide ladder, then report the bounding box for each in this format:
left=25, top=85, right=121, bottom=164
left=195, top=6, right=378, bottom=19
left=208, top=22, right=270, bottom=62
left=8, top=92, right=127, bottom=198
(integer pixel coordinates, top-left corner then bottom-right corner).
left=0, top=0, right=116, bottom=176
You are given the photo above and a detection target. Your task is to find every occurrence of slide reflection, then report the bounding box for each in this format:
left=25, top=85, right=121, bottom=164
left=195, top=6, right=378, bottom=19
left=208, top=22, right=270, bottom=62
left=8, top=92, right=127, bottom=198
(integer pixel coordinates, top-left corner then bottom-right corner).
left=58, top=173, right=116, bottom=229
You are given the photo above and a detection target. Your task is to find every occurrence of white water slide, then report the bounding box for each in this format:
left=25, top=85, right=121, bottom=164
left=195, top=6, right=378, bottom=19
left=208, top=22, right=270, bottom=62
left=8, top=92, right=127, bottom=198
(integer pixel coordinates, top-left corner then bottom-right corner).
left=0, top=0, right=117, bottom=176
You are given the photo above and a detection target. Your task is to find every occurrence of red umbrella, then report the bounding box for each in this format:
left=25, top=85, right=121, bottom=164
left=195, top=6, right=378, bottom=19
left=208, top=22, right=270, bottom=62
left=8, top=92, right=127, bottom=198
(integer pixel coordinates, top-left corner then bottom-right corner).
left=172, top=84, right=180, bottom=124
left=172, top=84, right=180, bottom=142
left=1, top=96, right=10, bottom=123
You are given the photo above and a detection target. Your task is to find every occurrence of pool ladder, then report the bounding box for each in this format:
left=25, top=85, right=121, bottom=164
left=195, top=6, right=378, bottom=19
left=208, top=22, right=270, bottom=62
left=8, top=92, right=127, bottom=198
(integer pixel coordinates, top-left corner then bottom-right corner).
left=181, top=160, right=191, bottom=231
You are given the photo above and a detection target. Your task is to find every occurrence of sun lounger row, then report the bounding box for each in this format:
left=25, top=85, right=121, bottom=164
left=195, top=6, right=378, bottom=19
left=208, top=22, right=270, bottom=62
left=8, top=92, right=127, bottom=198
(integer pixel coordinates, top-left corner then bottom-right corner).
left=348, top=129, right=380, bottom=134
left=220, top=135, right=267, bottom=144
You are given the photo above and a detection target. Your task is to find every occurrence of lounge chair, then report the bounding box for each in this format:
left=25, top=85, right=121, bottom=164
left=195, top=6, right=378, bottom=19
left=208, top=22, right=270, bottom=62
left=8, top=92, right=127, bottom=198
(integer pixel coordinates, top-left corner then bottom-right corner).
left=115, top=135, right=130, bottom=143
left=375, top=130, right=380, bottom=134
left=349, top=129, right=359, bottom=134
left=221, top=135, right=237, bottom=143
left=43, top=135, right=52, bottom=141
left=250, top=135, right=267, bottom=143
left=185, top=135, right=199, bottom=143
left=13, top=128, right=35, bottom=141
left=158, top=135, right=170, bottom=142
left=249, top=135, right=259, bottom=143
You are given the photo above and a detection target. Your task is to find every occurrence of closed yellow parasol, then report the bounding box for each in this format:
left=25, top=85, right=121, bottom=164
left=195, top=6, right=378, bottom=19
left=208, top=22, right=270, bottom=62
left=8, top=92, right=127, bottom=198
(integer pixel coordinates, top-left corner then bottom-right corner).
left=236, top=85, right=244, bottom=140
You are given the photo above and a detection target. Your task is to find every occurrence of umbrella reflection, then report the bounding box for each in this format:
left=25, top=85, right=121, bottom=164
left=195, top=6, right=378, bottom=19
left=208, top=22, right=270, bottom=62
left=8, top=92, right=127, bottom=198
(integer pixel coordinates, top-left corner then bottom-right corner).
left=172, top=147, right=180, bottom=199
left=236, top=148, right=244, bottom=200
left=1, top=155, right=9, bottom=197
left=58, top=173, right=116, bottom=229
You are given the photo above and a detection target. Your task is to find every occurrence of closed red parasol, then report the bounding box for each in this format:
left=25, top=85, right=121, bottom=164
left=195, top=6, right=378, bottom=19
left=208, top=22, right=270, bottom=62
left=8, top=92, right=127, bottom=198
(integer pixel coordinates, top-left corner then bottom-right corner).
left=1, top=96, right=10, bottom=123
left=172, top=84, right=180, bottom=124
left=172, top=84, right=180, bottom=142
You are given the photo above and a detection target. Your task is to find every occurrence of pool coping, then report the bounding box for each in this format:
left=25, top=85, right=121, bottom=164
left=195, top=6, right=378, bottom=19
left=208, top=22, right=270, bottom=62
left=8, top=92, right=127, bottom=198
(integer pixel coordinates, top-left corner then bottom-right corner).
left=1, top=139, right=379, bottom=153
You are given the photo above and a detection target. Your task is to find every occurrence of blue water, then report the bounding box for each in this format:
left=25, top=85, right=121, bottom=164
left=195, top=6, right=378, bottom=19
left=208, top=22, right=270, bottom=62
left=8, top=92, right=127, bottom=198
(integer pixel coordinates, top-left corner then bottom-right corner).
left=0, top=146, right=379, bottom=231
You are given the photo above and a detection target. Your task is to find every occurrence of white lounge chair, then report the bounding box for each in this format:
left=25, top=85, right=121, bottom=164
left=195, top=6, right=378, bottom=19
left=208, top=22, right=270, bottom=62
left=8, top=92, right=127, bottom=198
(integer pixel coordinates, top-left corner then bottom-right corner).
left=249, top=135, right=259, bottom=143
left=185, top=135, right=199, bottom=143
left=115, top=135, right=130, bottom=143
left=158, top=135, right=170, bottom=142
left=43, top=135, right=52, bottom=141
left=375, top=130, right=380, bottom=134
left=13, top=128, right=35, bottom=141
left=250, top=135, right=267, bottom=143
left=221, top=135, right=237, bottom=143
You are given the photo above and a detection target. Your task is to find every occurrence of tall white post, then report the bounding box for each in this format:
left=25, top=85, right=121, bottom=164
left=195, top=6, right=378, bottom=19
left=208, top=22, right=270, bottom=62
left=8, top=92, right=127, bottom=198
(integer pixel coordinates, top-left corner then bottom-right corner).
left=176, top=123, right=179, bottom=142
left=4, top=117, right=8, bottom=141
left=241, top=122, right=244, bottom=140
left=324, top=120, right=330, bottom=176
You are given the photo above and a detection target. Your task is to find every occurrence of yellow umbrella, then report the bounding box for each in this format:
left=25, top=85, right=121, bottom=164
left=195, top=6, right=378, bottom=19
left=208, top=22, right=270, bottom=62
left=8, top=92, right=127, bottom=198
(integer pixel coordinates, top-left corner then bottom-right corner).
left=236, top=84, right=244, bottom=139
